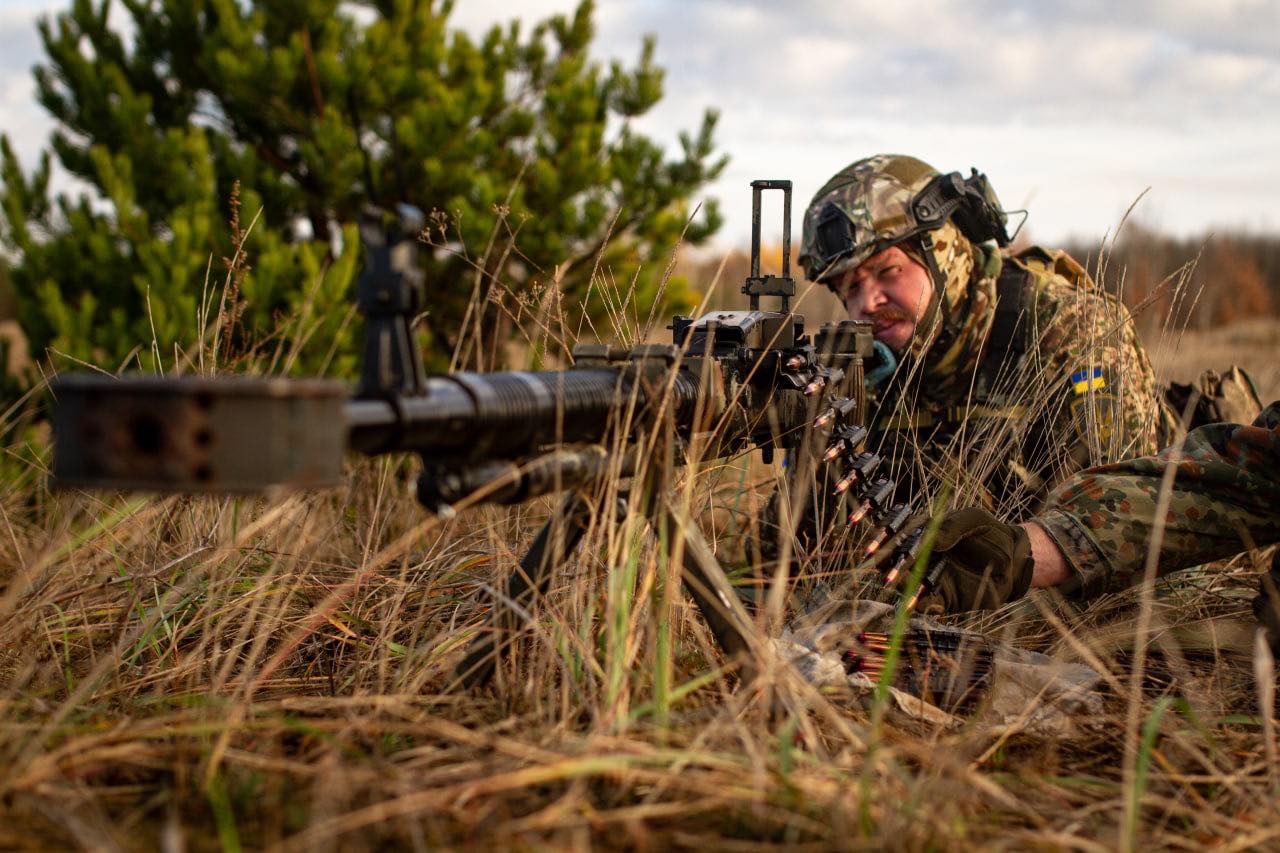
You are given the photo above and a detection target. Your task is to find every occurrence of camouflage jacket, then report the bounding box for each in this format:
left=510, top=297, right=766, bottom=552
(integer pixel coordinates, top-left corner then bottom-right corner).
left=864, top=245, right=1169, bottom=521
left=771, top=244, right=1169, bottom=568
left=1040, top=401, right=1280, bottom=598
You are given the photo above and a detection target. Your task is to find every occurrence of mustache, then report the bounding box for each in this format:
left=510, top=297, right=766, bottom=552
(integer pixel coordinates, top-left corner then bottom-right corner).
left=869, top=306, right=914, bottom=326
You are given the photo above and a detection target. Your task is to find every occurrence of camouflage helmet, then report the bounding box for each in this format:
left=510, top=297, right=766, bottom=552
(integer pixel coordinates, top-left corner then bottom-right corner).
left=798, top=154, right=1010, bottom=286
left=798, top=154, right=942, bottom=285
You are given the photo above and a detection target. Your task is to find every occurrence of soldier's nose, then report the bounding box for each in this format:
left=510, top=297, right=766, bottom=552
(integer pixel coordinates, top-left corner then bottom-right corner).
left=851, top=282, right=886, bottom=317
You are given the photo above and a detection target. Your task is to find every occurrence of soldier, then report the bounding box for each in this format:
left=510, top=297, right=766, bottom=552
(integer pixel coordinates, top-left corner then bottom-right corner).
left=1031, top=403, right=1280, bottom=595
left=915, top=402, right=1280, bottom=646
left=794, top=154, right=1171, bottom=539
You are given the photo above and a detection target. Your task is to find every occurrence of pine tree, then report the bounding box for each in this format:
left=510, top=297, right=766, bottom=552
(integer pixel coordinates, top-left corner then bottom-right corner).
left=0, top=0, right=725, bottom=382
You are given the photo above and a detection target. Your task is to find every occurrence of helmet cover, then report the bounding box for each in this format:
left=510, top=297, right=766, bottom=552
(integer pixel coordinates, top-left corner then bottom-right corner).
left=798, top=154, right=942, bottom=285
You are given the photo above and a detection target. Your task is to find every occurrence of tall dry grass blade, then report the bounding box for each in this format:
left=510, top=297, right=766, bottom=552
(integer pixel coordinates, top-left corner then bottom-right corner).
left=1119, top=407, right=1189, bottom=852
left=1255, top=629, right=1277, bottom=796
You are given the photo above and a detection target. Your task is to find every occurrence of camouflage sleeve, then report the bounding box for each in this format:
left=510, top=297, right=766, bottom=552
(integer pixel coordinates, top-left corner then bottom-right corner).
left=1038, top=402, right=1280, bottom=597
left=1028, top=285, right=1164, bottom=489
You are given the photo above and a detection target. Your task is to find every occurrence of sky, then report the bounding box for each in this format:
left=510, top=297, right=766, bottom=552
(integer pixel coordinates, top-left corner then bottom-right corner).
left=1, top=0, right=1278, bottom=249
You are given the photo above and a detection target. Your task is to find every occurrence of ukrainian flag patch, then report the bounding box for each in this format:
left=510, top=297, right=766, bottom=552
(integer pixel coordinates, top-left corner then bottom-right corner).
left=1070, top=367, right=1106, bottom=395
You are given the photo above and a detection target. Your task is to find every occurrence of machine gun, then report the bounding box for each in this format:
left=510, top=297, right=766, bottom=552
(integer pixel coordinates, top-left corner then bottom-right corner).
left=50, top=180, right=928, bottom=688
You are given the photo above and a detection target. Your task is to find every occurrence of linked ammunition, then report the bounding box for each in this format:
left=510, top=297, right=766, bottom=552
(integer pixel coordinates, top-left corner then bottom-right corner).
left=883, top=528, right=925, bottom=585
left=848, top=478, right=895, bottom=523
left=814, top=396, right=859, bottom=429
left=903, top=558, right=950, bottom=613
left=864, top=503, right=912, bottom=557
left=844, top=627, right=995, bottom=713
left=848, top=450, right=880, bottom=479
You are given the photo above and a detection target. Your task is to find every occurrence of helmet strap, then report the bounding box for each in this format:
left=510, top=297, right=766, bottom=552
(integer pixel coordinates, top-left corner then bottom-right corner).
left=914, top=231, right=953, bottom=352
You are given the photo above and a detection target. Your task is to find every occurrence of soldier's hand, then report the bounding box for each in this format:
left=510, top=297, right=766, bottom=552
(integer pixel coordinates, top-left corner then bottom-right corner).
left=916, top=508, right=1034, bottom=614
left=1251, top=551, right=1280, bottom=656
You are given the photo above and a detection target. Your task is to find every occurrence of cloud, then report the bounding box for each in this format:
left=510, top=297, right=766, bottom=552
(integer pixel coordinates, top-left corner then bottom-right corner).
left=0, top=0, right=1276, bottom=246
left=0, top=2, right=57, bottom=172
left=632, top=2, right=1280, bottom=124
left=589, top=0, right=1280, bottom=245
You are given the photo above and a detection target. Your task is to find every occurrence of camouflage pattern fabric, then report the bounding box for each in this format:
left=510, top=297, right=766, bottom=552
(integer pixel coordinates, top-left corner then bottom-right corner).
left=1039, top=402, right=1280, bottom=598
left=911, top=220, right=991, bottom=399
left=865, top=238, right=1169, bottom=520
left=778, top=153, right=1170, bottom=569
left=767, top=233, right=1170, bottom=572
left=798, top=154, right=940, bottom=285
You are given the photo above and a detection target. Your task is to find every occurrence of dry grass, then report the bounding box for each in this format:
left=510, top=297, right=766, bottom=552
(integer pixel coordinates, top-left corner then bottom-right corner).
left=1146, top=316, right=1280, bottom=404
left=4, top=440, right=1278, bottom=851
left=2, top=266, right=1280, bottom=850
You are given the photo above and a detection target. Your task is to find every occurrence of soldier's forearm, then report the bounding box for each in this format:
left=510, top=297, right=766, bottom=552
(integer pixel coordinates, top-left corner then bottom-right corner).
left=1024, top=522, right=1072, bottom=588
left=1032, top=402, right=1280, bottom=598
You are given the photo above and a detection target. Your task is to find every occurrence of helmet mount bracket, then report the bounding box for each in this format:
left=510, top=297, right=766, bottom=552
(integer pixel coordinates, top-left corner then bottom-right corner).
left=911, top=169, right=1011, bottom=248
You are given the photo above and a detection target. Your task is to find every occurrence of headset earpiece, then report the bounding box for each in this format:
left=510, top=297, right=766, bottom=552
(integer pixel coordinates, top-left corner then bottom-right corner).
left=911, top=170, right=1011, bottom=247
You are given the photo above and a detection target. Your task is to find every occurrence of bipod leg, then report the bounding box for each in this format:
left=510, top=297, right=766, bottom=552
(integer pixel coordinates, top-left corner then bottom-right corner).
left=453, top=491, right=594, bottom=689
left=655, top=492, right=761, bottom=687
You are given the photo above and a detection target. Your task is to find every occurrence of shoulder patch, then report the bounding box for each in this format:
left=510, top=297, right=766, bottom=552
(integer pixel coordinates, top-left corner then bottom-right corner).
left=1068, top=368, right=1121, bottom=451
left=1070, top=366, right=1106, bottom=395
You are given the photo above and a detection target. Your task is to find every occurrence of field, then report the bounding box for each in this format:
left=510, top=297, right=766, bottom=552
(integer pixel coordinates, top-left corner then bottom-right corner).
left=1147, top=316, right=1280, bottom=404
left=2, top=313, right=1279, bottom=851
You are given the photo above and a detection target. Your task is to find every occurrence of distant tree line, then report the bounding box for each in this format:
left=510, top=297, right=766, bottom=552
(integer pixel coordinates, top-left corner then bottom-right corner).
left=674, top=228, right=1280, bottom=339
left=1060, top=226, right=1280, bottom=335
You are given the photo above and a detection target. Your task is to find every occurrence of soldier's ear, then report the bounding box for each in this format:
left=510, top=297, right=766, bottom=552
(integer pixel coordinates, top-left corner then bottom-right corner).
left=915, top=262, right=937, bottom=313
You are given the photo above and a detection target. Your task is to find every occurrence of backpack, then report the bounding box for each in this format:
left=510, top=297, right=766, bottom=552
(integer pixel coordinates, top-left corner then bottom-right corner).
left=1164, top=366, right=1265, bottom=429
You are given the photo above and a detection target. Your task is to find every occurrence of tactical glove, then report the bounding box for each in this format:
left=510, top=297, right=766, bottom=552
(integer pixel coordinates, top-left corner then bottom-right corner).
left=1251, top=551, right=1280, bottom=656
left=916, top=507, right=1034, bottom=614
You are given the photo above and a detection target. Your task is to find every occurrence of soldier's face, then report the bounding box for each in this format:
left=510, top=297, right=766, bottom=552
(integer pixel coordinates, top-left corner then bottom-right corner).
left=836, top=246, right=933, bottom=353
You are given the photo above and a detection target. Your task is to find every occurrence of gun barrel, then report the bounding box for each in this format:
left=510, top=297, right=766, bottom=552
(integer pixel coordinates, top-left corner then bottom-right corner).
left=51, top=373, right=349, bottom=493
left=347, top=368, right=698, bottom=461
left=51, top=366, right=704, bottom=494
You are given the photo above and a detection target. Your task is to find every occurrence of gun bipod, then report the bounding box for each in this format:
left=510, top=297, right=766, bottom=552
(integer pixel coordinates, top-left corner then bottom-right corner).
left=452, top=486, right=761, bottom=691
left=452, top=491, right=596, bottom=689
